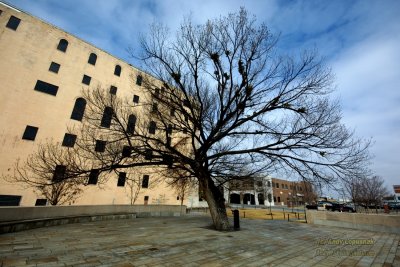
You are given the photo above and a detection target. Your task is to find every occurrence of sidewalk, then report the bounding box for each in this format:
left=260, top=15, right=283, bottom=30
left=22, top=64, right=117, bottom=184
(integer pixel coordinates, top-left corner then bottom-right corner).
left=1, top=215, right=399, bottom=266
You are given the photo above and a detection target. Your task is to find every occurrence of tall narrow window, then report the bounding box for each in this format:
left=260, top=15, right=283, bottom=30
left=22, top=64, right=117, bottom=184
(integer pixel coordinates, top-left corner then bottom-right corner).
left=70, top=98, right=86, bottom=121
left=53, top=165, right=66, bottom=182
left=82, top=75, right=91, bottom=85
left=109, top=85, right=117, bottom=95
left=117, top=172, right=126, bottom=187
left=6, top=16, right=21, bottom=30
left=34, top=80, right=58, bottom=96
left=122, top=146, right=132, bottom=158
left=148, top=121, right=156, bottom=134
left=87, top=169, right=99, bottom=185
left=127, top=115, right=136, bottom=134
left=136, top=75, right=142, bottom=86
left=167, top=124, right=173, bottom=134
left=100, top=106, right=113, bottom=128
left=95, top=140, right=106, bottom=152
left=49, top=62, right=60, bottom=74
left=114, top=65, right=121, bottom=76
left=62, top=133, right=77, bottom=147
left=142, top=175, right=149, bottom=188
left=22, top=125, right=38, bottom=141
left=57, top=39, right=68, bottom=52
left=144, top=149, right=153, bottom=160
left=170, top=108, right=175, bottom=116
left=152, top=103, right=158, bottom=113
left=154, top=88, right=160, bottom=98
left=133, top=95, right=139, bottom=104
left=88, top=53, right=97, bottom=65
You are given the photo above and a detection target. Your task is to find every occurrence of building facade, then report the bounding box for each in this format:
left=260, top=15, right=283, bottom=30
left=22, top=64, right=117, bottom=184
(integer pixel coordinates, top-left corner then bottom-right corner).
left=226, top=176, right=274, bottom=207
left=0, top=2, right=204, bottom=207
left=271, top=178, right=316, bottom=206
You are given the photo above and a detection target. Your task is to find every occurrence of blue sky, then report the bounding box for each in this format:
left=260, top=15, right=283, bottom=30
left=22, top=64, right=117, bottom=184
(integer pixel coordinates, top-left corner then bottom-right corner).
left=5, top=0, right=400, bottom=193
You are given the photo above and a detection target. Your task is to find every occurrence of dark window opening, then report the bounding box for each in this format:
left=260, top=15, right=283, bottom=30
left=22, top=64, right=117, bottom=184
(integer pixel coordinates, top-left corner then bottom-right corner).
left=136, top=75, right=143, bottom=86
left=142, top=175, right=149, bottom=188
left=34, top=80, right=58, bottom=96
left=100, top=106, right=113, bottom=128
left=166, top=137, right=171, bottom=147
left=144, top=196, right=149, bottom=201
left=136, top=75, right=142, bottom=86
left=82, top=75, right=91, bottom=85
left=49, top=62, right=60, bottom=73
left=6, top=15, right=21, bottom=30
left=184, top=114, right=189, bottom=122
left=127, top=114, right=136, bottom=134
left=148, top=121, right=156, bottom=134
left=57, top=39, right=68, bottom=52
left=273, top=197, right=277, bottom=202
left=183, top=99, right=190, bottom=107
left=117, top=172, right=126, bottom=187
left=35, top=199, right=47, bottom=206
left=0, top=10, right=2, bottom=16
left=0, top=195, right=21, bottom=206
left=167, top=124, right=173, bottom=134
left=88, top=169, right=99, bottom=185
left=276, top=183, right=279, bottom=188
left=154, top=88, right=160, bottom=98
left=88, top=53, right=97, bottom=65
left=109, top=85, right=117, bottom=95
left=177, top=196, right=180, bottom=200
left=22, top=125, right=38, bottom=141
left=278, top=196, right=281, bottom=202
left=70, top=97, right=86, bottom=121
left=144, top=149, right=153, bottom=160
left=62, top=133, right=77, bottom=147
left=152, top=103, right=158, bottom=113
left=114, top=65, right=121, bottom=76
left=122, top=146, right=132, bottom=158
left=53, top=165, right=66, bottom=182
left=133, top=95, right=139, bottom=104
left=163, top=154, right=173, bottom=168
left=95, top=140, right=106, bottom=152
left=170, top=108, right=175, bottom=116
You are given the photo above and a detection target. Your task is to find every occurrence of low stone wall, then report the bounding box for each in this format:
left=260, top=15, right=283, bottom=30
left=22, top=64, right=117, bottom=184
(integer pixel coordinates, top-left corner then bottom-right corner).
left=0, top=205, right=186, bottom=234
left=0, top=204, right=186, bottom=222
left=306, top=210, right=400, bottom=234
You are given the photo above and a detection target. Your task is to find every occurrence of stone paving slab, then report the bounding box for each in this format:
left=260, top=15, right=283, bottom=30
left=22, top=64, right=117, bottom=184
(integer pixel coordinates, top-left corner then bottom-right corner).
left=0, top=215, right=399, bottom=266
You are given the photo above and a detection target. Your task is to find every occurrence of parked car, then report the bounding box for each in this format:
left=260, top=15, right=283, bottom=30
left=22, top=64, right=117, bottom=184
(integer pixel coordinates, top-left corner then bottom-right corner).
left=326, top=203, right=355, bottom=212
left=305, top=204, right=318, bottom=210
left=317, top=201, right=333, bottom=211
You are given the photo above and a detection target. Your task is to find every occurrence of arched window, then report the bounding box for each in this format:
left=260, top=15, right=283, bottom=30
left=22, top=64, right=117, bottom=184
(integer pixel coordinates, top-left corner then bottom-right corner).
left=127, top=114, right=136, bottom=134
left=114, top=64, right=121, bottom=76
left=70, top=98, right=86, bottom=121
left=88, top=53, right=97, bottom=65
left=57, top=39, right=68, bottom=52
left=148, top=121, right=156, bottom=134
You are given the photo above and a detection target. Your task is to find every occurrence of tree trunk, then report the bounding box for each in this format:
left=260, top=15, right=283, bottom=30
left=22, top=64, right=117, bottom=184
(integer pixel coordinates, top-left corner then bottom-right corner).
left=199, top=176, right=231, bottom=231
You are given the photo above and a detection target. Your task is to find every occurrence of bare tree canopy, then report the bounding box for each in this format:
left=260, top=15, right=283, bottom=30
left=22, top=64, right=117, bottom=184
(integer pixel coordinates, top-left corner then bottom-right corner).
left=7, top=9, right=370, bottom=230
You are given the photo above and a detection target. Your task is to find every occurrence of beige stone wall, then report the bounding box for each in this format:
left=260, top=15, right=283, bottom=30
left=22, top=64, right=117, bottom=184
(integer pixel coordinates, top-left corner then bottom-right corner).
left=306, top=210, right=400, bottom=234
left=0, top=3, right=194, bottom=207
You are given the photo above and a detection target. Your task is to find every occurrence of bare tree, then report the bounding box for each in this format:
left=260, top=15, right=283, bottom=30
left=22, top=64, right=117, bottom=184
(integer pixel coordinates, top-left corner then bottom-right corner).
left=342, top=175, right=388, bottom=212
left=135, top=9, right=370, bottom=229
left=5, top=143, right=85, bottom=205
left=7, top=9, right=370, bottom=230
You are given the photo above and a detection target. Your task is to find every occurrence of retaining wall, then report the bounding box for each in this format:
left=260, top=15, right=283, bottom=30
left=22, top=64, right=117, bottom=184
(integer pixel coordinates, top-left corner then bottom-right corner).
left=306, top=210, right=400, bottom=234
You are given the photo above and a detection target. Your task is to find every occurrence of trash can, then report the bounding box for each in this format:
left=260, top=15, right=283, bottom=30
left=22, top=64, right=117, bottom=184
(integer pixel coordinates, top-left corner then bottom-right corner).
left=233, top=209, right=240, bottom=230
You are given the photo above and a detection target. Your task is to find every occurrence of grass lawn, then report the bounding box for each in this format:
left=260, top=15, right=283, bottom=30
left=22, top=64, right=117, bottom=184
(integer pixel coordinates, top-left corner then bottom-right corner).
left=226, top=208, right=307, bottom=223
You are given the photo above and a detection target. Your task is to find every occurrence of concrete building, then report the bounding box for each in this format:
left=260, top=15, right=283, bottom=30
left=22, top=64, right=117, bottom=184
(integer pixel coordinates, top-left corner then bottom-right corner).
left=226, top=176, right=274, bottom=207
left=0, top=2, right=204, bottom=207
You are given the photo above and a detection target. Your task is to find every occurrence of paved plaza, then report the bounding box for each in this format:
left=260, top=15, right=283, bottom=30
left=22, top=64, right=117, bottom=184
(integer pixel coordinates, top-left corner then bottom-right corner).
left=0, top=215, right=399, bottom=266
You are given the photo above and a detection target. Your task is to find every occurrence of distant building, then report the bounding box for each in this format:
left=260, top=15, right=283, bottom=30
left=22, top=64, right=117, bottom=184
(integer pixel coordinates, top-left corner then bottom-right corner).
left=226, top=177, right=274, bottom=206
left=271, top=178, right=316, bottom=206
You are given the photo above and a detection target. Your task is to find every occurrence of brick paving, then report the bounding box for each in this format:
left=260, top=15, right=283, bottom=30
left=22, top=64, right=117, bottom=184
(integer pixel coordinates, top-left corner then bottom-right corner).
left=0, top=215, right=399, bottom=266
